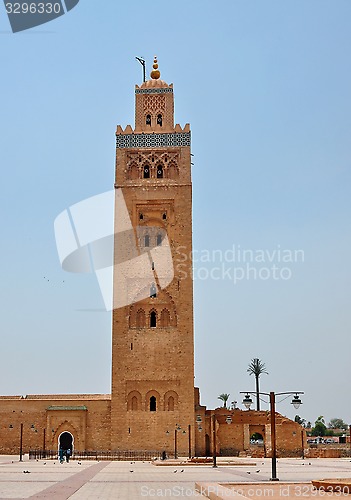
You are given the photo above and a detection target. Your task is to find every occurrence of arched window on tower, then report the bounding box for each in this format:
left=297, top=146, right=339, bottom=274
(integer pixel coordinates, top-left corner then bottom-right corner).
left=168, top=161, right=178, bottom=180
left=157, top=114, right=162, bottom=126
left=160, top=309, right=170, bottom=328
left=156, top=233, right=163, bottom=246
left=146, top=114, right=151, bottom=126
left=150, top=311, right=157, bottom=328
left=157, top=165, right=163, bottom=178
left=129, top=163, right=139, bottom=180
left=164, top=391, right=178, bottom=411
left=143, top=165, right=150, bottom=178
left=144, top=234, right=150, bottom=247
left=150, top=396, right=156, bottom=411
left=127, top=390, right=142, bottom=411
left=136, top=309, right=146, bottom=328
left=167, top=396, right=174, bottom=411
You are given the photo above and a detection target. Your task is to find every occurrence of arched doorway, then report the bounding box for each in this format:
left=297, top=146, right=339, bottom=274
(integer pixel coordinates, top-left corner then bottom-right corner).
left=250, top=432, right=264, bottom=445
left=59, top=432, right=74, bottom=454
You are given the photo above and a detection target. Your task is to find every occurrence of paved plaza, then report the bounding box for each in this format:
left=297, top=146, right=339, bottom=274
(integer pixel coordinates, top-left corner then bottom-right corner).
left=1, top=455, right=351, bottom=499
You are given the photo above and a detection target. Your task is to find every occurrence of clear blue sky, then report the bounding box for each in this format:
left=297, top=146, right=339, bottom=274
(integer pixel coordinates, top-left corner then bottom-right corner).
left=0, top=0, right=350, bottom=426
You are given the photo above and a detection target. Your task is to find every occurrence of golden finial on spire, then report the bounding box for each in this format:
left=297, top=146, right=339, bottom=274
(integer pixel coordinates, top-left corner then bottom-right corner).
left=150, top=56, right=161, bottom=80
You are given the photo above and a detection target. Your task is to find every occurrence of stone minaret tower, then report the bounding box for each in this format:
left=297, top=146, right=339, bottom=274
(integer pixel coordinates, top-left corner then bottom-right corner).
left=111, top=58, right=195, bottom=454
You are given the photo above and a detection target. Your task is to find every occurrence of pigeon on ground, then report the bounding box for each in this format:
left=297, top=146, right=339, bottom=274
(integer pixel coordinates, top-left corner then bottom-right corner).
left=173, top=470, right=177, bottom=473
left=180, top=469, right=184, bottom=472
left=130, top=470, right=134, bottom=473
left=256, top=470, right=260, bottom=473
left=246, top=471, right=251, bottom=474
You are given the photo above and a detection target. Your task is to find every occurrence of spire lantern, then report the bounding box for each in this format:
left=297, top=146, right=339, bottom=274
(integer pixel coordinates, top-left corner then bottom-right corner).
left=150, top=56, right=161, bottom=80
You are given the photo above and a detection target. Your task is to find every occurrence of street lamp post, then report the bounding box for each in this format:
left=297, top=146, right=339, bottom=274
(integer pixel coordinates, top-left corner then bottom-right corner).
left=43, top=428, right=46, bottom=459
left=212, top=414, right=217, bottom=468
left=19, top=423, right=23, bottom=462
left=301, top=429, right=305, bottom=460
left=166, top=424, right=185, bottom=459
left=168, top=425, right=192, bottom=459
left=269, top=392, right=278, bottom=481
left=10, top=423, right=38, bottom=462
left=241, top=391, right=303, bottom=481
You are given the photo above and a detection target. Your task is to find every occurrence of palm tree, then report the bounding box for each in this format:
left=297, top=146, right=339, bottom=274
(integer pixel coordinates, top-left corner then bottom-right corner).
left=247, top=358, right=268, bottom=411
left=218, top=393, right=230, bottom=408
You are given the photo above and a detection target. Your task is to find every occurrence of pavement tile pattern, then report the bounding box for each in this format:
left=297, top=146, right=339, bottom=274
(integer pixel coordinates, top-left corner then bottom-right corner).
left=1, top=456, right=351, bottom=499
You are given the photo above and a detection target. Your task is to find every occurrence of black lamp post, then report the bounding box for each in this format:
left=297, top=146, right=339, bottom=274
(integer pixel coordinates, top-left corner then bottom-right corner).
left=212, top=414, right=217, bottom=468
left=19, top=423, right=24, bottom=462
left=166, top=424, right=184, bottom=459
left=188, top=424, right=192, bottom=459
left=174, top=428, right=178, bottom=459
left=174, top=424, right=182, bottom=459
left=9, top=422, right=35, bottom=462
left=43, top=428, right=46, bottom=459
left=240, top=391, right=303, bottom=481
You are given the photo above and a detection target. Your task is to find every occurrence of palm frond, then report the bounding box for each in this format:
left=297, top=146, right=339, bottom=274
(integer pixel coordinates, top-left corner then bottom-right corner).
left=247, top=358, right=268, bottom=376
left=218, top=393, right=230, bottom=408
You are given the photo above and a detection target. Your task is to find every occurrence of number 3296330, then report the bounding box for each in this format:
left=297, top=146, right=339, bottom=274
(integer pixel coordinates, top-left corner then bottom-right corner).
left=6, top=3, right=62, bottom=14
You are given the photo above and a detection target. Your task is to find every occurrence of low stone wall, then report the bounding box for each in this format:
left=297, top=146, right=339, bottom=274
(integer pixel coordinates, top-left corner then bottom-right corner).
left=306, top=445, right=351, bottom=459
left=306, top=448, right=340, bottom=458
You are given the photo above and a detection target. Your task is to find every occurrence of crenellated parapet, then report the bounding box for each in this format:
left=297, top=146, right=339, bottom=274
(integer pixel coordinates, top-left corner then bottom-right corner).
left=116, top=123, right=190, bottom=135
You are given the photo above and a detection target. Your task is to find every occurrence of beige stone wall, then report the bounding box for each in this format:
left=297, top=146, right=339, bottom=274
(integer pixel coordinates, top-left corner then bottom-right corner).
left=0, top=396, right=111, bottom=454
left=0, top=396, right=306, bottom=457
left=194, top=408, right=306, bottom=458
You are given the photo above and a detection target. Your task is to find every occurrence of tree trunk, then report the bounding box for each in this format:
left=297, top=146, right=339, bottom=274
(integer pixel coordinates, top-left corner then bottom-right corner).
left=255, top=375, right=260, bottom=410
